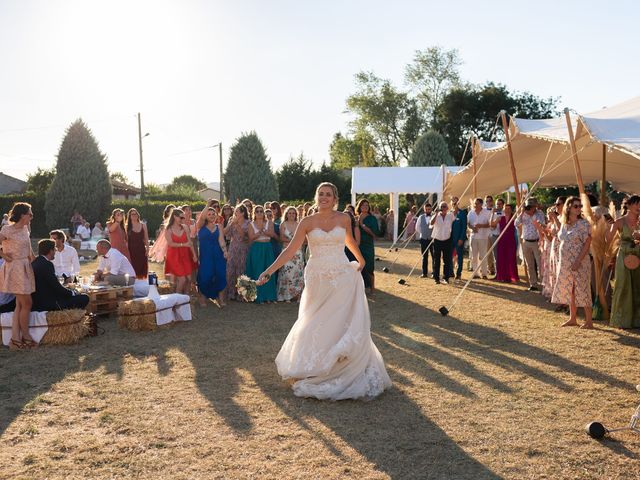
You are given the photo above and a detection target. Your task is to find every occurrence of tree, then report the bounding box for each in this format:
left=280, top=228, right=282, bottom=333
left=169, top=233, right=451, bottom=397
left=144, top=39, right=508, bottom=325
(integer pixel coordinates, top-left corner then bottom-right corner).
left=26, top=167, right=56, bottom=195
left=276, top=154, right=314, bottom=200
left=346, top=72, right=423, bottom=166
left=329, top=132, right=377, bottom=169
left=110, top=171, right=130, bottom=184
left=224, top=131, right=278, bottom=203
left=408, top=130, right=454, bottom=166
left=167, top=175, right=206, bottom=192
left=45, top=119, right=112, bottom=227
left=433, top=82, right=560, bottom=163
left=405, top=46, right=462, bottom=124
left=144, top=182, right=164, bottom=195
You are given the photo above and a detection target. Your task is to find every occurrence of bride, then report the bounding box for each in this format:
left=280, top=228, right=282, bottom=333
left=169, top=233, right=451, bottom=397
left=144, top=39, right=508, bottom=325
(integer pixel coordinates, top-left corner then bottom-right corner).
left=257, top=182, right=392, bottom=400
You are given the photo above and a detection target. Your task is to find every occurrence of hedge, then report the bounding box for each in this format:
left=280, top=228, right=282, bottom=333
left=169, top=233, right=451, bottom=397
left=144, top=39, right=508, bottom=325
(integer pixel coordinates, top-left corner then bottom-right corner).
left=0, top=193, right=48, bottom=238
left=112, top=199, right=206, bottom=239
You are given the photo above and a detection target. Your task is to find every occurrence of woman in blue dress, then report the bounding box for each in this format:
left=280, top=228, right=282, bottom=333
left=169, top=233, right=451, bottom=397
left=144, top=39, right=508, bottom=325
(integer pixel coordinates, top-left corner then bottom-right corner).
left=196, top=202, right=228, bottom=307
left=246, top=205, right=278, bottom=303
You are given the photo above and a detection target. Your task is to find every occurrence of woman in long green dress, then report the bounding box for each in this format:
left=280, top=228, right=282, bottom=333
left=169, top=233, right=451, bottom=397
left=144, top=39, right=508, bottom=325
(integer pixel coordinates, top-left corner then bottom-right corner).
left=356, top=198, right=380, bottom=294
left=609, top=194, right=640, bottom=328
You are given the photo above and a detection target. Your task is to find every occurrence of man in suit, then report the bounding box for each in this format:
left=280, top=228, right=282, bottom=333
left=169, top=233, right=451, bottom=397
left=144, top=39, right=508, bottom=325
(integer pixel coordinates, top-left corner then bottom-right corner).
left=31, top=239, right=89, bottom=311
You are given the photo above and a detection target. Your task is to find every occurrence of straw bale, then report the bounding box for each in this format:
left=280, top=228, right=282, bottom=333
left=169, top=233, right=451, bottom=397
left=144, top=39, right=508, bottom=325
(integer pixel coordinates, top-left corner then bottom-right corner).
left=157, top=282, right=175, bottom=295
left=41, top=309, right=89, bottom=345
left=118, top=299, right=157, bottom=331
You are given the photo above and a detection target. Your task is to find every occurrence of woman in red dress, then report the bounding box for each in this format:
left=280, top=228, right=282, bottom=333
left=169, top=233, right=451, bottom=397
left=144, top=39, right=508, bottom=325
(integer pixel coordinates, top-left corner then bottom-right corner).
left=106, top=209, right=131, bottom=262
left=126, top=208, right=149, bottom=279
left=164, top=208, right=198, bottom=294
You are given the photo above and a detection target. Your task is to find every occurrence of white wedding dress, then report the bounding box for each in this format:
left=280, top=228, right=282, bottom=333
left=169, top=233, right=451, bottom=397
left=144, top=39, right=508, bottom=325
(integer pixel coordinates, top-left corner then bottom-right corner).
left=275, top=226, right=392, bottom=400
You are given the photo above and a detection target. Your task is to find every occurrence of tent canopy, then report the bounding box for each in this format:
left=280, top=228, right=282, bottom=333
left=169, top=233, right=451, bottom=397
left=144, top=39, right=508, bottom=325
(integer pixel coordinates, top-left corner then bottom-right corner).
left=445, top=96, right=640, bottom=206
left=351, top=166, right=458, bottom=195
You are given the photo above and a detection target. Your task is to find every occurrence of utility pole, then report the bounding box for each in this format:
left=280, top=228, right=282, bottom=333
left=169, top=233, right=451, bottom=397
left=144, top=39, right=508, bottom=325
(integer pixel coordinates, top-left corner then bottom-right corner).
left=137, top=112, right=145, bottom=199
left=219, top=142, right=224, bottom=201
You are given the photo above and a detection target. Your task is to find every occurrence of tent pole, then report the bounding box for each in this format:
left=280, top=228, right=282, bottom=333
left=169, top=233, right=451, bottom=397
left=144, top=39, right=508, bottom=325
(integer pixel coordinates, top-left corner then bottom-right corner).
left=500, top=111, right=522, bottom=206
left=471, top=137, right=478, bottom=199
left=392, top=192, right=400, bottom=244
left=600, top=144, right=607, bottom=206
left=564, top=108, right=586, bottom=195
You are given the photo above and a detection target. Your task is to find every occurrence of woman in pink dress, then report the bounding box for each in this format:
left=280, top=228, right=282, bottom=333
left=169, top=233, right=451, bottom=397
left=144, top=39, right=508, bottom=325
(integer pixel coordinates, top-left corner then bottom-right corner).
left=491, top=204, right=519, bottom=283
left=106, top=209, right=131, bottom=262
left=0, top=203, right=37, bottom=350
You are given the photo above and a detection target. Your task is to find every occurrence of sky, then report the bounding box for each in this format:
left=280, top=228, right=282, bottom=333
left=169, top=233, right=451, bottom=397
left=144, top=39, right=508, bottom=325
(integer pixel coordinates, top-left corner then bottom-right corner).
left=0, top=0, right=638, bottom=186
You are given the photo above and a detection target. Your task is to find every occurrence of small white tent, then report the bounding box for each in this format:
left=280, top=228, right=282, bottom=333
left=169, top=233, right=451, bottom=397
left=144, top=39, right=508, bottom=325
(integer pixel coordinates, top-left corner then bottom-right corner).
left=351, top=165, right=462, bottom=242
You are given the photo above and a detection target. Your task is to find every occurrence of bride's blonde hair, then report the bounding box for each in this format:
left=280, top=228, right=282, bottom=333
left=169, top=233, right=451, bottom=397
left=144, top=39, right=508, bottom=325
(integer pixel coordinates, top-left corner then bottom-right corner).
left=314, top=182, right=339, bottom=210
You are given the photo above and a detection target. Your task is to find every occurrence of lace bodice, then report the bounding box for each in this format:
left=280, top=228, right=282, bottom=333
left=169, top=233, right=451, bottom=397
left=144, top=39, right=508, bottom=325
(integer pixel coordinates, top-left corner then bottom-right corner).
left=306, top=226, right=348, bottom=265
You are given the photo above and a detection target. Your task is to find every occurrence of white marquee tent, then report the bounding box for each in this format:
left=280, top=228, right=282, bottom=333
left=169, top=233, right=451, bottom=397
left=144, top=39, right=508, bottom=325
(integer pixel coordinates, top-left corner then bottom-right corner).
left=351, top=165, right=462, bottom=242
left=445, top=96, right=640, bottom=206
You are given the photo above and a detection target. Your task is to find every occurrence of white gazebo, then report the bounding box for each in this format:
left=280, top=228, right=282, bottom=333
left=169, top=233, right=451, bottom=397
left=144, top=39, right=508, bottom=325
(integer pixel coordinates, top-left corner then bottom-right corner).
left=351, top=165, right=462, bottom=242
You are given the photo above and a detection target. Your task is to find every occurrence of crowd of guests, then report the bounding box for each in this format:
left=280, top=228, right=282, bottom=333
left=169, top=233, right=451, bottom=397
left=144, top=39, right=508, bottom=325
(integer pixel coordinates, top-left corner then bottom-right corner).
left=411, top=192, right=640, bottom=329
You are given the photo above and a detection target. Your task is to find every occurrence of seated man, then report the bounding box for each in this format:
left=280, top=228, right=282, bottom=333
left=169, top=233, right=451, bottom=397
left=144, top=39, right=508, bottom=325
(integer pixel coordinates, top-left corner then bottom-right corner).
left=95, top=239, right=136, bottom=286
left=0, top=258, right=16, bottom=313
left=31, top=239, right=89, bottom=311
left=50, top=229, right=80, bottom=282
left=91, top=222, right=105, bottom=239
left=76, top=222, right=91, bottom=240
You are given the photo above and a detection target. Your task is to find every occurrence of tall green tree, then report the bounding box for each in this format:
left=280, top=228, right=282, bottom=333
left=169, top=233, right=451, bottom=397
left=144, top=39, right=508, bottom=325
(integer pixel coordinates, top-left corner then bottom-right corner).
left=26, top=167, right=56, bottom=195
left=433, top=82, right=559, bottom=163
left=167, top=174, right=206, bottom=192
left=329, top=132, right=377, bottom=169
left=408, top=130, right=454, bottom=166
left=224, top=131, right=278, bottom=203
left=405, top=46, right=463, bottom=124
left=45, top=119, right=112, bottom=227
left=346, top=72, right=423, bottom=166
left=109, top=171, right=130, bottom=184
left=276, top=154, right=314, bottom=200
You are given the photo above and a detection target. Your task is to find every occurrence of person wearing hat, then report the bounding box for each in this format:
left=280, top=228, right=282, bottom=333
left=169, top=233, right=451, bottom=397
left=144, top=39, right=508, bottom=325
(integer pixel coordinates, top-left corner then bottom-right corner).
left=515, top=197, right=546, bottom=291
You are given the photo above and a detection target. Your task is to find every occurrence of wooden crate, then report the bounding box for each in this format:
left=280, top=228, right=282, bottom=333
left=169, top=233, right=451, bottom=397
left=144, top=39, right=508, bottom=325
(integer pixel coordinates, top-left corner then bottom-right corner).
left=86, top=286, right=134, bottom=316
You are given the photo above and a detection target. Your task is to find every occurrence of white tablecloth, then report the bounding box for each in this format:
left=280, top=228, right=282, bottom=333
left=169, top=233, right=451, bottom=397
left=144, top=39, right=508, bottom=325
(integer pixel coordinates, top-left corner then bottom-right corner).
left=1, top=311, right=48, bottom=346
left=132, top=293, right=192, bottom=326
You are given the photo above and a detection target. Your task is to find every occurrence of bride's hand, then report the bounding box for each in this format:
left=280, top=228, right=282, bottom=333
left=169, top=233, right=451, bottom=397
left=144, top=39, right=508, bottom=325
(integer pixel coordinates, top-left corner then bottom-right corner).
left=357, top=261, right=365, bottom=271
left=256, top=272, right=271, bottom=286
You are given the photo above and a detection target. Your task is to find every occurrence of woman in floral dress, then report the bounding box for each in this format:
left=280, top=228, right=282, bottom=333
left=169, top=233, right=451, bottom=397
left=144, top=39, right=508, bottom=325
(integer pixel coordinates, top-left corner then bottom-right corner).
left=224, top=205, right=250, bottom=301
left=551, top=196, right=593, bottom=329
left=277, top=207, right=305, bottom=302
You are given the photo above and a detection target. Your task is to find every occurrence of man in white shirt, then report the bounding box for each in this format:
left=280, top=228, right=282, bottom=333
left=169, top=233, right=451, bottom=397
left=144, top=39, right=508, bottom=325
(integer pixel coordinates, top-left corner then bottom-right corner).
left=415, top=203, right=434, bottom=278
left=467, top=198, right=492, bottom=278
left=429, top=201, right=454, bottom=284
left=95, top=240, right=136, bottom=286
left=76, top=222, right=91, bottom=240
left=50, top=230, right=80, bottom=282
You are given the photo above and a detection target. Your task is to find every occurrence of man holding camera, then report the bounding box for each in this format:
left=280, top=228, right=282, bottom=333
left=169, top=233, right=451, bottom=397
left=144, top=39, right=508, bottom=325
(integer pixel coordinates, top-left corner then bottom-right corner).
left=515, top=197, right=546, bottom=291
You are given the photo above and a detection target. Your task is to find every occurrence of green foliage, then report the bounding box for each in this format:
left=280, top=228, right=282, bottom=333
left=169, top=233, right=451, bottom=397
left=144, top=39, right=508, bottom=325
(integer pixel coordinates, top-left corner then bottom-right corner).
left=346, top=72, right=423, bottom=166
left=329, top=132, right=376, bottom=169
left=405, top=46, right=462, bottom=124
left=224, top=131, right=279, bottom=204
left=109, top=171, right=130, bottom=184
left=45, top=119, right=112, bottom=229
left=408, top=130, right=453, bottom=166
left=144, top=183, right=164, bottom=195
left=144, top=190, right=201, bottom=203
left=167, top=175, right=206, bottom=192
left=433, top=82, right=560, bottom=163
left=276, top=157, right=351, bottom=207
left=26, top=167, right=56, bottom=195
left=0, top=193, right=47, bottom=238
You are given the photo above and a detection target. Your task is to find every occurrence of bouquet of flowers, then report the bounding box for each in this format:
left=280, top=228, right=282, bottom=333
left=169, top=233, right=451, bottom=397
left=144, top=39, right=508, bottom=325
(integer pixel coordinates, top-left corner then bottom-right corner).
left=236, top=275, right=258, bottom=302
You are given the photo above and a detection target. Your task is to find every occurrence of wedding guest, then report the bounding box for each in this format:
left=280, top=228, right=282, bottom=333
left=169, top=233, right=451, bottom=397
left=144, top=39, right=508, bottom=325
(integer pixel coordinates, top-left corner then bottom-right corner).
left=246, top=205, right=278, bottom=303
left=1, top=213, right=8, bottom=227
left=608, top=194, right=640, bottom=328
left=70, top=210, right=85, bottom=236
left=429, top=201, right=454, bottom=284
left=552, top=197, right=593, bottom=328
left=91, top=222, right=105, bottom=239
left=149, top=204, right=174, bottom=264
left=488, top=197, right=504, bottom=276
left=95, top=240, right=136, bottom=286
left=31, top=239, right=89, bottom=311
left=415, top=203, right=434, bottom=278
left=210, top=200, right=225, bottom=226
left=277, top=206, right=305, bottom=302
left=467, top=198, right=492, bottom=279
left=515, top=197, right=546, bottom=291
left=343, top=208, right=361, bottom=262
left=544, top=197, right=567, bottom=308
left=181, top=204, right=199, bottom=290
left=106, top=208, right=131, bottom=262
left=50, top=230, right=80, bottom=281
left=450, top=197, right=467, bottom=281
left=224, top=204, right=250, bottom=301
left=221, top=204, right=234, bottom=227
left=76, top=221, right=91, bottom=240
left=384, top=209, right=395, bottom=241
left=196, top=202, right=228, bottom=307
left=344, top=204, right=356, bottom=216
left=402, top=205, right=418, bottom=240
left=491, top=204, right=519, bottom=283
left=0, top=203, right=36, bottom=350
left=357, top=198, right=380, bottom=294
left=296, top=204, right=305, bottom=221
left=164, top=208, right=197, bottom=294
left=372, top=205, right=383, bottom=235
left=126, top=208, right=149, bottom=279
left=270, top=204, right=283, bottom=278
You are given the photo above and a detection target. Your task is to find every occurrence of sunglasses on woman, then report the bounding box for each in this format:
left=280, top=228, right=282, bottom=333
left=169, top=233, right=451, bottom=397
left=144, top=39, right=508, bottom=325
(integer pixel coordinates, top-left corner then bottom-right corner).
left=572, top=204, right=582, bottom=209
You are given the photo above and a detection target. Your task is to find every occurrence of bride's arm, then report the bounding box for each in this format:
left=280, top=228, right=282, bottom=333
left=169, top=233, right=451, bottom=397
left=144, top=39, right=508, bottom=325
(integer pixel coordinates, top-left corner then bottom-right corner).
left=257, top=218, right=310, bottom=285
left=344, top=217, right=366, bottom=271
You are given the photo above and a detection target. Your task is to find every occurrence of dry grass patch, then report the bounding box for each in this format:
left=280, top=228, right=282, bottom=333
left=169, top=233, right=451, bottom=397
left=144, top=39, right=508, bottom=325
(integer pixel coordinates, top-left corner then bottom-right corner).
left=1, top=245, right=639, bottom=479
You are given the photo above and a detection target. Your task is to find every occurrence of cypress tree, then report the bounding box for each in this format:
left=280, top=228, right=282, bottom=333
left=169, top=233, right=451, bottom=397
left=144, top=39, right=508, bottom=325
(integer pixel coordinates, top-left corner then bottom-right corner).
left=408, top=130, right=454, bottom=166
left=45, top=119, right=112, bottom=228
left=224, top=131, right=279, bottom=204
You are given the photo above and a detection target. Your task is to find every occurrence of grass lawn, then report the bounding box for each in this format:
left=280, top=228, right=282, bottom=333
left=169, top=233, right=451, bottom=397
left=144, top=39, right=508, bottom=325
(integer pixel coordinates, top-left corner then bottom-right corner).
left=1, top=244, right=639, bottom=479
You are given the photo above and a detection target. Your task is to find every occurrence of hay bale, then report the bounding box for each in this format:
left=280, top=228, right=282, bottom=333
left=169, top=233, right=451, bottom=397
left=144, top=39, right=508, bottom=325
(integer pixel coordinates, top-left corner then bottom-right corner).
left=157, top=281, right=175, bottom=295
left=41, top=309, right=89, bottom=345
left=118, top=299, right=157, bottom=331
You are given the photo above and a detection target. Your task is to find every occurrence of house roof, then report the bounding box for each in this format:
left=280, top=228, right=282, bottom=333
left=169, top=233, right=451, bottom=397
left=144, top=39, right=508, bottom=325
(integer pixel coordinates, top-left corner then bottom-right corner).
left=111, top=179, right=141, bottom=194
left=0, top=172, right=27, bottom=195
